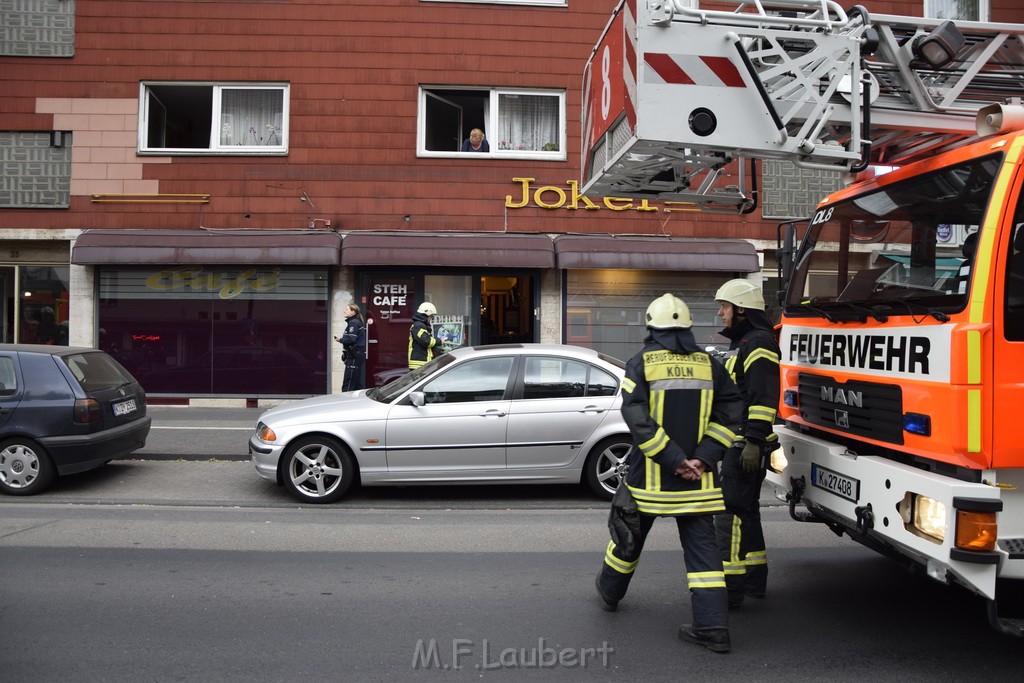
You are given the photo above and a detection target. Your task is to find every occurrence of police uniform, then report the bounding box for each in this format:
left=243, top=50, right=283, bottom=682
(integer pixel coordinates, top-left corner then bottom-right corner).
left=340, top=313, right=366, bottom=391
left=596, top=294, right=743, bottom=650
left=712, top=281, right=781, bottom=607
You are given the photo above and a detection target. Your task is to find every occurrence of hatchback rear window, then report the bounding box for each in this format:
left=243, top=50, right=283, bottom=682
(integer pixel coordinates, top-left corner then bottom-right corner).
left=62, top=352, right=137, bottom=391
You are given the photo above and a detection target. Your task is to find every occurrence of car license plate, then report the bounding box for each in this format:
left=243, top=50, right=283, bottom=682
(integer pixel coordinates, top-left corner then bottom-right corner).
left=811, top=463, right=859, bottom=503
left=113, top=398, right=137, bottom=416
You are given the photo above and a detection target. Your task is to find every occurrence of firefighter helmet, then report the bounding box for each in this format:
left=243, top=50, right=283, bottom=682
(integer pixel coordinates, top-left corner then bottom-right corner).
left=645, top=293, right=692, bottom=329
left=417, top=302, right=437, bottom=316
left=714, top=279, right=765, bottom=311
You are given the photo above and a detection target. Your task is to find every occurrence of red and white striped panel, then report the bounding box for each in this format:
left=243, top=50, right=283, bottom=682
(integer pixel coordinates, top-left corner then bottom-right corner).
left=643, top=53, right=745, bottom=88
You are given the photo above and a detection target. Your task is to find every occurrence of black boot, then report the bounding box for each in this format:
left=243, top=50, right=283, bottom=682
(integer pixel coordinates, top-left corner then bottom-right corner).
left=678, top=625, right=731, bottom=653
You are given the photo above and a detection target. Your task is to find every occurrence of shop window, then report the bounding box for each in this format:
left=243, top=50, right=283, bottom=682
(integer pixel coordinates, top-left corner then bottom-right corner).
left=97, top=266, right=327, bottom=396
left=925, top=0, right=988, bottom=21
left=17, top=266, right=70, bottom=345
left=419, top=87, right=565, bottom=159
left=139, top=83, right=288, bottom=154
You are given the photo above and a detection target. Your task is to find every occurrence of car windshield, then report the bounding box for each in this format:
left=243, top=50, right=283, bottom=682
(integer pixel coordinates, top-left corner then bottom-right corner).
left=785, top=153, right=1000, bottom=319
left=62, top=352, right=138, bottom=391
left=368, top=353, right=457, bottom=403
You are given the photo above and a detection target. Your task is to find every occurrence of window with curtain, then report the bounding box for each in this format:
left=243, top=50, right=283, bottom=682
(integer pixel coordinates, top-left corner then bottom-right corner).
left=924, top=0, right=987, bottom=21
left=140, top=83, right=288, bottom=154
left=418, top=87, right=565, bottom=159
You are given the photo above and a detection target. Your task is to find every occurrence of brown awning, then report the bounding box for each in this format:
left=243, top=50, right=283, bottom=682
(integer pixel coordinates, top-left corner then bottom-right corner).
left=341, top=232, right=556, bottom=268
left=71, top=229, right=342, bottom=265
left=554, top=235, right=758, bottom=271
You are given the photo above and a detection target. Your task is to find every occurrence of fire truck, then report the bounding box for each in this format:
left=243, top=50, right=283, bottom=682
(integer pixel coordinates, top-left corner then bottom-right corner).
left=583, top=0, right=1024, bottom=636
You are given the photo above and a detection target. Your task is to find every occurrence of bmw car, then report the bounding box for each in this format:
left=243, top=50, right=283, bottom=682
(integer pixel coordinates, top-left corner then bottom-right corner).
left=250, top=343, right=631, bottom=503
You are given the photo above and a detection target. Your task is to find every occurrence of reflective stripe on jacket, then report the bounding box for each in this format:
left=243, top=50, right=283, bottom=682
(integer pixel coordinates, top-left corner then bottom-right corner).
left=621, top=340, right=743, bottom=516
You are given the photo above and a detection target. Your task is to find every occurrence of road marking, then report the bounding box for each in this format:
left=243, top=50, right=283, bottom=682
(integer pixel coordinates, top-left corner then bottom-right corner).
left=151, top=426, right=252, bottom=431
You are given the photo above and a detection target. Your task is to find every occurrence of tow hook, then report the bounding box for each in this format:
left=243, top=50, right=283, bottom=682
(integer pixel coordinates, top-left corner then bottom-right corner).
left=787, top=476, right=819, bottom=523
left=855, top=503, right=874, bottom=534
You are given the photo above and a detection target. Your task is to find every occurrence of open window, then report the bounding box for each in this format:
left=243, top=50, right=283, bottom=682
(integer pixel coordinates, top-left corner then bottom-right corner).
left=418, top=87, right=565, bottom=159
left=139, top=83, right=288, bottom=154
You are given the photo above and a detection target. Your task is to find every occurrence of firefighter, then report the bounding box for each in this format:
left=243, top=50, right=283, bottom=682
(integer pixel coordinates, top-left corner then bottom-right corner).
left=408, top=302, right=440, bottom=370
left=712, top=278, right=780, bottom=610
left=595, top=293, right=743, bottom=654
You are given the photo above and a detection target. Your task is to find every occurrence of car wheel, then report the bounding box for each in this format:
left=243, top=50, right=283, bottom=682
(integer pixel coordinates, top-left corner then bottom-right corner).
left=281, top=435, right=356, bottom=503
left=0, top=438, right=57, bottom=496
left=584, top=436, right=631, bottom=501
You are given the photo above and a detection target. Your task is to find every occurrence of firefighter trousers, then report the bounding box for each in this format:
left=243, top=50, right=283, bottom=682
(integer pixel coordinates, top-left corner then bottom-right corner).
left=714, top=444, right=768, bottom=604
left=598, top=513, right=728, bottom=630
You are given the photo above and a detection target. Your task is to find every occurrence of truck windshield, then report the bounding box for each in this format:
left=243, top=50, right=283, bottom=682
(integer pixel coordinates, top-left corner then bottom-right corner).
left=785, top=154, right=1001, bottom=318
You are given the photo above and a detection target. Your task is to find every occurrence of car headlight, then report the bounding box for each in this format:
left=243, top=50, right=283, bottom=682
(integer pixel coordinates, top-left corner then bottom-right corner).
left=257, top=423, right=278, bottom=442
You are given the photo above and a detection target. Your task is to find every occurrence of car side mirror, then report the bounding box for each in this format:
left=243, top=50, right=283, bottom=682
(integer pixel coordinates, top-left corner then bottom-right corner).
left=409, top=391, right=425, bottom=407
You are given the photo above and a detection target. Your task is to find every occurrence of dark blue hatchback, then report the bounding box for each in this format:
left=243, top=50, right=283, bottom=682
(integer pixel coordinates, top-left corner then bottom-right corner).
left=0, top=344, right=151, bottom=495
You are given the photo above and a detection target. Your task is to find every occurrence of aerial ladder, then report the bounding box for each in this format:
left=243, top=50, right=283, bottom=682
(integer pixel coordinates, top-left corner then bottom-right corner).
left=582, top=0, right=1024, bottom=212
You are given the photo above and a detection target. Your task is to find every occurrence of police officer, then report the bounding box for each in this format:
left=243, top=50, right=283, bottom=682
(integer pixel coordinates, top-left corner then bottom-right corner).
left=712, top=279, right=780, bottom=609
left=408, top=302, right=440, bottom=370
left=595, top=293, right=743, bottom=653
left=336, top=303, right=366, bottom=391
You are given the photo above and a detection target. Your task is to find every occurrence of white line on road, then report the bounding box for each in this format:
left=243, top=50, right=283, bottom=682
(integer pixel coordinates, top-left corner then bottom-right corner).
left=151, top=426, right=253, bottom=431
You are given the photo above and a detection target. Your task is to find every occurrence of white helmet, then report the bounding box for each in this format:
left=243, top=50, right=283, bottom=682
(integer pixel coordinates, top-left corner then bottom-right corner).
left=715, top=279, right=765, bottom=311
left=646, top=293, right=692, bottom=329
left=417, top=302, right=437, bottom=315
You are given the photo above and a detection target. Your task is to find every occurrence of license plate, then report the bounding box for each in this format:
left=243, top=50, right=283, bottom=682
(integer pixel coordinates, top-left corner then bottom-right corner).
left=113, top=398, right=137, bottom=416
left=811, top=463, right=860, bottom=503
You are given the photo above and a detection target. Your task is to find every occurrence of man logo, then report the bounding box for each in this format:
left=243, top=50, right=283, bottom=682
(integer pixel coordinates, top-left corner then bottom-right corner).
left=835, top=410, right=850, bottom=428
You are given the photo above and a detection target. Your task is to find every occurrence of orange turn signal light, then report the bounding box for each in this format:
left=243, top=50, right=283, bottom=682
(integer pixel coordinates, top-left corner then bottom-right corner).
left=259, top=426, right=278, bottom=442
left=955, top=510, right=997, bottom=551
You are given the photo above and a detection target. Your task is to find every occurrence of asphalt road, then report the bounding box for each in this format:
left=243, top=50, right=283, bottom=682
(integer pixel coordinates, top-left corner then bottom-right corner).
left=2, top=501, right=1021, bottom=682
left=1, top=407, right=1020, bottom=681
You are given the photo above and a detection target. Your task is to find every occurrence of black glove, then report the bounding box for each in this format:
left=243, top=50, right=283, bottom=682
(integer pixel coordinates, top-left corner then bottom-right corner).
left=740, top=441, right=761, bottom=473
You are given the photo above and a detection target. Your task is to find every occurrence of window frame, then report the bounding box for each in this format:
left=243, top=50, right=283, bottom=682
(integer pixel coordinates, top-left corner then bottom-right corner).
left=923, top=0, right=989, bottom=21
left=417, top=86, right=566, bottom=161
left=138, top=82, right=290, bottom=156
left=419, top=0, right=567, bottom=8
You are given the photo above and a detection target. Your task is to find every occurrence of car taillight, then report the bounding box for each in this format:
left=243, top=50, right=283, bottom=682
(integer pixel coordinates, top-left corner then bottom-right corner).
left=74, top=398, right=102, bottom=424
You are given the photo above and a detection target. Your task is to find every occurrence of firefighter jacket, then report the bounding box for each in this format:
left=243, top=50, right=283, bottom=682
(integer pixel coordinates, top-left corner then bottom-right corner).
left=621, top=328, right=743, bottom=516
left=408, top=312, right=438, bottom=369
left=718, top=309, right=780, bottom=446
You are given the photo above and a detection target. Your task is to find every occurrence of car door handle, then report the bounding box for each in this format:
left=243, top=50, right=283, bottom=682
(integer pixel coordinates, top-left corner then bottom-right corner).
left=578, top=405, right=606, bottom=414
left=480, top=409, right=507, bottom=417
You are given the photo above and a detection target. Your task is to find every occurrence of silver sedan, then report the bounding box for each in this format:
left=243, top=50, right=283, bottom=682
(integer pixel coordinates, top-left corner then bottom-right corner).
left=250, top=343, right=631, bottom=503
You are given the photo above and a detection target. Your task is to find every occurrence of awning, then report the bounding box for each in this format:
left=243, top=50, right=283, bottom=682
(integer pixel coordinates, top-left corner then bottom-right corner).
left=71, top=230, right=342, bottom=265
left=554, top=235, right=759, bottom=271
left=341, top=232, right=556, bottom=268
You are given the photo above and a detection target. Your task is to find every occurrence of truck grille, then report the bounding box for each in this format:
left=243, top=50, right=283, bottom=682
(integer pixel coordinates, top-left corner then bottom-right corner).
left=798, top=373, right=904, bottom=445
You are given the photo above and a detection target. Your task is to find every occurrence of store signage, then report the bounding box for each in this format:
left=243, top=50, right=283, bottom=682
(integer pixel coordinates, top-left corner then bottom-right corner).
left=505, top=177, right=694, bottom=212
left=144, top=266, right=281, bottom=299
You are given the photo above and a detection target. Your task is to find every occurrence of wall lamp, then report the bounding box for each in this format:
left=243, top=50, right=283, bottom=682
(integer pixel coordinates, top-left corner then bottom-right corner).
left=910, top=20, right=965, bottom=69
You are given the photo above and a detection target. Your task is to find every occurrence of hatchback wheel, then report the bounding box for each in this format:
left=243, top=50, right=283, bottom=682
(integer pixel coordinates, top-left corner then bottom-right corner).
left=584, top=436, right=631, bottom=500
left=0, top=438, right=56, bottom=496
left=281, top=435, right=356, bottom=503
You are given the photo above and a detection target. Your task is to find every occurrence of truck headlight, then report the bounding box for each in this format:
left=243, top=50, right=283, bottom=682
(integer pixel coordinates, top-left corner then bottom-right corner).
left=769, top=446, right=787, bottom=473
left=912, top=495, right=947, bottom=542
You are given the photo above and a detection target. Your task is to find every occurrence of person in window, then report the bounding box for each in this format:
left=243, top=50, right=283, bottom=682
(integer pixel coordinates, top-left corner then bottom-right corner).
left=409, top=302, right=440, bottom=370
left=335, top=303, right=367, bottom=392
left=460, top=128, right=489, bottom=153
